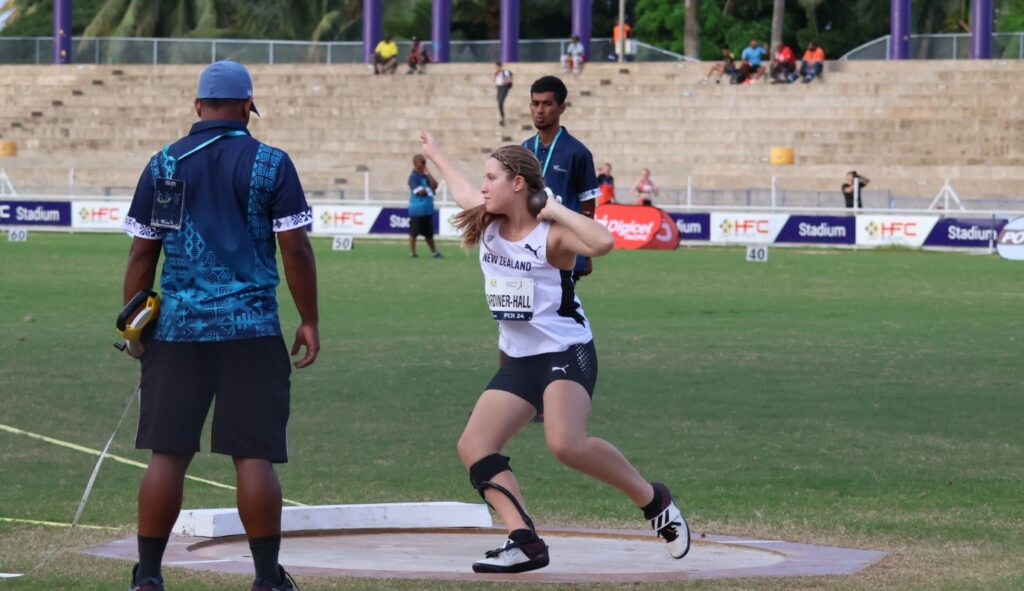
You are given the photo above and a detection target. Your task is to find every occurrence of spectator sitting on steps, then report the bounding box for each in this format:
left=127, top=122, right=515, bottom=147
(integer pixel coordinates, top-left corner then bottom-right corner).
left=740, top=39, right=768, bottom=84
left=800, top=41, right=826, bottom=83
left=406, top=37, right=430, bottom=75
left=373, top=35, right=398, bottom=75
left=771, top=43, right=797, bottom=84
left=701, top=46, right=736, bottom=85
left=561, top=35, right=586, bottom=75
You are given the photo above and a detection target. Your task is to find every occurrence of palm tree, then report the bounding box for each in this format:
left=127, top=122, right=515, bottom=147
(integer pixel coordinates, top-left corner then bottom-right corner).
left=771, top=0, right=785, bottom=51
left=796, top=0, right=823, bottom=39
left=80, top=0, right=366, bottom=40
left=684, top=0, right=699, bottom=59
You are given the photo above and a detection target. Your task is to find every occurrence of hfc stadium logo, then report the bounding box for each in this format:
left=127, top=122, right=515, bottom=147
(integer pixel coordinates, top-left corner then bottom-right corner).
left=719, top=219, right=735, bottom=235
left=865, top=220, right=881, bottom=237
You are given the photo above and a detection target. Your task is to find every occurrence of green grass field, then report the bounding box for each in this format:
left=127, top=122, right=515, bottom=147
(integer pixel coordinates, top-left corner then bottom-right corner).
left=1, top=233, right=1022, bottom=590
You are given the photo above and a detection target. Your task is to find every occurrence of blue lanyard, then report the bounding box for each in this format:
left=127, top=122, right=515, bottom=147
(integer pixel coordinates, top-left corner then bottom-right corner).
left=533, top=127, right=564, bottom=177
left=159, top=130, right=248, bottom=178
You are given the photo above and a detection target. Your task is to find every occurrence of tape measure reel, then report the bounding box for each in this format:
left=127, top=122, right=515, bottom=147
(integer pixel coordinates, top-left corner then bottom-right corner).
left=115, top=290, right=160, bottom=355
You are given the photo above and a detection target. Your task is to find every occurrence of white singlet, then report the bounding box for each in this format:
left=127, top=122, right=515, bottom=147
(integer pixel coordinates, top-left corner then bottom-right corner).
left=479, top=219, right=592, bottom=358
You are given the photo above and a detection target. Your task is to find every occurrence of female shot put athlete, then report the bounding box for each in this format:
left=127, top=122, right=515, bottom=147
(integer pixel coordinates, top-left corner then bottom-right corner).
left=419, top=131, right=690, bottom=573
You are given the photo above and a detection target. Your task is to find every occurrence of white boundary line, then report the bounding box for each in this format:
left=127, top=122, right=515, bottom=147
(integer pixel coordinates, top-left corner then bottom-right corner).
left=0, top=517, right=119, bottom=530
left=0, top=423, right=306, bottom=506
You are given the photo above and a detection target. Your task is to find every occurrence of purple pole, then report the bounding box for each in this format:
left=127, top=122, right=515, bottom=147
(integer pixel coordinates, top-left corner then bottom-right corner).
left=54, top=0, right=72, bottom=64
left=432, top=0, right=451, bottom=63
left=971, top=0, right=993, bottom=59
left=889, top=0, right=911, bottom=60
left=363, top=0, right=382, bottom=64
left=571, top=0, right=592, bottom=59
left=500, top=0, right=520, bottom=63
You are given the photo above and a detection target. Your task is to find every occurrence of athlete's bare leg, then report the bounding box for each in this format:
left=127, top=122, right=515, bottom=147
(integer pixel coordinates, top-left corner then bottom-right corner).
left=457, top=390, right=537, bottom=531
left=542, top=381, right=654, bottom=507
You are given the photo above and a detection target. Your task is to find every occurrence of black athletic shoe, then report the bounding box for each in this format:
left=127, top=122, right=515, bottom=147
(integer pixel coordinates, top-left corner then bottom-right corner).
left=251, top=565, right=299, bottom=591
left=648, top=482, right=691, bottom=559
left=472, top=536, right=550, bottom=573
left=129, top=564, right=164, bottom=591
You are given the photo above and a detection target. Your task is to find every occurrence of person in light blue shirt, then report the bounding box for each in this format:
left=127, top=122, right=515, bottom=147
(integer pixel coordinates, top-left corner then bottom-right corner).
left=740, top=39, right=767, bottom=83
left=408, top=153, right=442, bottom=258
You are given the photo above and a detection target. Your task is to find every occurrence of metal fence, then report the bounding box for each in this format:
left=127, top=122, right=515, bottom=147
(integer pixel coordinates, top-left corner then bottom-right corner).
left=0, top=36, right=689, bottom=65
left=842, top=32, right=1024, bottom=60
left=10, top=177, right=1022, bottom=213
left=650, top=188, right=1024, bottom=212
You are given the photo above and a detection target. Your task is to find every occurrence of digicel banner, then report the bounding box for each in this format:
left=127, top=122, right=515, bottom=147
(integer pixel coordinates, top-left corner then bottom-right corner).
left=595, top=204, right=677, bottom=250
left=647, top=209, right=680, bottom=249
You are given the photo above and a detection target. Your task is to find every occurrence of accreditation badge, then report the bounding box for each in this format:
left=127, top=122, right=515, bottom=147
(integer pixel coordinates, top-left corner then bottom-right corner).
left=485, top=277, right=535, bottom=321
left=151, top=177, right=185, bottom=230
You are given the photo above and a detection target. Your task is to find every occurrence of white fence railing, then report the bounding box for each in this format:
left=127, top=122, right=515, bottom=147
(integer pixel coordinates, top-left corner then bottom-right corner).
left=0, top=36, right=690, bottom=65
left=842, top=32, right=1024, bottom=60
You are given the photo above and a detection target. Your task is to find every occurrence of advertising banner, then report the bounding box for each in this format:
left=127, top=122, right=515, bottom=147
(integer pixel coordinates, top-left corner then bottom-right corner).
left=923, top=217, right=1008, bottom=248
left=71, top=200, right=130, bottom=230
left=668, top=213, right=710, bottom=242
left=438, top=207, right=463, bottom=237
left=775, top=215, right=855, bottom=245
left=647, top=210, right=680, bottom=249
left=312, top=205, right=382, bottom=235
left=855, top=215, right=938, bottom=247
left=710, top=213, right=789, bottom=244
left=369, top=207, right=439, bottom=235
left=595, top=204, right=668, bottom=250
left=0, top=200, right=71, bottom=227
left=996, top=217, right=1024, bottom=260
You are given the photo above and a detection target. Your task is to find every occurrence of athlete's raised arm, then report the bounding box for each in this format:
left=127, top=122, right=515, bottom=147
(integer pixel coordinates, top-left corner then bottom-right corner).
left=539, top=197, right=614, bottom=260
left=419, top=131, right=484, bottom=211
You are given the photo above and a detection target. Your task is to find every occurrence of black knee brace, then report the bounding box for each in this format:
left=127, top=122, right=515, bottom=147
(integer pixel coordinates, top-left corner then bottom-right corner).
left=469, top=453, right=511, bottom=491
left=468, top=453, right=536, bottom=534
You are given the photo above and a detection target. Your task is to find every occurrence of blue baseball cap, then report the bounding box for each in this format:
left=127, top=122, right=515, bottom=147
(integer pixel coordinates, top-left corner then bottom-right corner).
left=197, top=60, right=260, bottom=116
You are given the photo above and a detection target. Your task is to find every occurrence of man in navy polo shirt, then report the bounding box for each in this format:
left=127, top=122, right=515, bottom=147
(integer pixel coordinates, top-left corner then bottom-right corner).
left=121, top=61, right=317, bottom=591
left=522, top=76, right=600, bottom=280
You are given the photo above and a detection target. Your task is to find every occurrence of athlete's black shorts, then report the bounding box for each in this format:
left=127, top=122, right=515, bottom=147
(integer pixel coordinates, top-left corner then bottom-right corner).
left=409, top=214, right=434, bottom=238
left=486, top=341, right=598, bottom=412
left=136, top=336, right=292, bottom=463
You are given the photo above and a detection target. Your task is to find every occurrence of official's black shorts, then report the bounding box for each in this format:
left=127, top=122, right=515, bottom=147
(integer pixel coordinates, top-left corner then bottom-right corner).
left=486, top=341, right=598, bottom=412
left=136, top=337, right=292, bottom=463
left=409, top=215, right=434, bottom=238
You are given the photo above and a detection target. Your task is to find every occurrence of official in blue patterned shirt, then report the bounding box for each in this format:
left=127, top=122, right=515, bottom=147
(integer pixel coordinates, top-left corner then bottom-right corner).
left=121, top=61, right=316, bottom=591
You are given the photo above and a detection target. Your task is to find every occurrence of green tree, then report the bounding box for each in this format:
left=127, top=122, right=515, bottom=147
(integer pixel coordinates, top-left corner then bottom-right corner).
left=5, top=0, right=1024, bottom=61
left=0, top=0, right=105, bottom=36
left=79, top=0, right=367, bottom=40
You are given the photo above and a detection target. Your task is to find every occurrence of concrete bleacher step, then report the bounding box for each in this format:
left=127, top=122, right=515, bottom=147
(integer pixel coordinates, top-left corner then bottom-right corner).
left=2, top=61, right=1024, bottom=201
